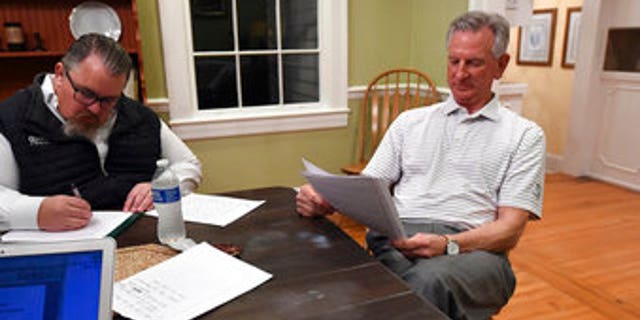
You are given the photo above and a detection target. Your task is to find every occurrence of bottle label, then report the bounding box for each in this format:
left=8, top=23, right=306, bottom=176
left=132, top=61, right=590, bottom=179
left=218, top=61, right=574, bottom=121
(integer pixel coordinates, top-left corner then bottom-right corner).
left=152, top=187, right=181, bottom=204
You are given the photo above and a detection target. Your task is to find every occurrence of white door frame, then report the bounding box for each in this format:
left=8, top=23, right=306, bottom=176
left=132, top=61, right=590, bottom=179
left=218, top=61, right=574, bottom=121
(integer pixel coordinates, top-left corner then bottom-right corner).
left=562, top=0, right=604, bottom=176
left=562, top=0, right=640, bottom=191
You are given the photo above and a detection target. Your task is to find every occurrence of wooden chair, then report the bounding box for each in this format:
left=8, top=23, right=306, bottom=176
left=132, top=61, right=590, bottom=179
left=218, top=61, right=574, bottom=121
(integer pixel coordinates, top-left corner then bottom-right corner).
left=342, top=68, right=439, bottom=175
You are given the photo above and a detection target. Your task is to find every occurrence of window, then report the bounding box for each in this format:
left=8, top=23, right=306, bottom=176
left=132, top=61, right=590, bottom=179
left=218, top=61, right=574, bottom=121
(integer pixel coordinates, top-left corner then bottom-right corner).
left=158, top=0, right=348, bottom=139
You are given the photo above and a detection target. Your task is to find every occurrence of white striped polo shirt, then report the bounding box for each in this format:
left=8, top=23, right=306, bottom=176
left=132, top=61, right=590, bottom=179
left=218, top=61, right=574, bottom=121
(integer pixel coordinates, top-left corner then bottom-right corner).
left=362, top=95, right=545, bottom=229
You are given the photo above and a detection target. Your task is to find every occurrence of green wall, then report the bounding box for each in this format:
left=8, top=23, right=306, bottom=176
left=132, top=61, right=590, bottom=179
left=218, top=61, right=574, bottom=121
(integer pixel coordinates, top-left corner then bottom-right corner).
left=137, top=0, right=467, bottom=193
left=348, top=0, right=412, bottom=86
left=136, top=0, right=167, bottom=98
left=409, top=0, right=469, bottom=84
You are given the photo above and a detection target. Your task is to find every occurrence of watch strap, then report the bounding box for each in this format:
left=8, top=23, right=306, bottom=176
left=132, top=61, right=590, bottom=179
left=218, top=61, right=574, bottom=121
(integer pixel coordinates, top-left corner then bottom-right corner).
left=443, top=234, right=460, bottom=255
left=439, top=234, right=449, bottom=254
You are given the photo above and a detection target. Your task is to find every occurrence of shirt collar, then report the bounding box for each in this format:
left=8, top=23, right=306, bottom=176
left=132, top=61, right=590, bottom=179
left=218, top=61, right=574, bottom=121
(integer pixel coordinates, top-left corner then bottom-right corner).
left=442, top=94, right=501, bottom=121
left=40, top=74, right=65, bottom=123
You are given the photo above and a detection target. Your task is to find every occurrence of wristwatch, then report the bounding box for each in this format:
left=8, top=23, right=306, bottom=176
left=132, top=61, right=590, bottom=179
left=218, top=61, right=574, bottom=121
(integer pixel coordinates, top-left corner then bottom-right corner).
left=444, top=235, right=460, bottom=255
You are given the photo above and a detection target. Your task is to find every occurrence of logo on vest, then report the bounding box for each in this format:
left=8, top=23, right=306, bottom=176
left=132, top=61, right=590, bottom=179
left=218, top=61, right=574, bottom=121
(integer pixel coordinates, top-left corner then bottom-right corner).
left=27, top=135, right=50, bottom=146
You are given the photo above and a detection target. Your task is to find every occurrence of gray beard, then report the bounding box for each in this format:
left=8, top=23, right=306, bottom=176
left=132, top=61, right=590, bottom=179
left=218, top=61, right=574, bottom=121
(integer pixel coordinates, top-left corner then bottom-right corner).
left=63, top=110, right=115, bottom=141
left=63, top=120, right=98, bottom=140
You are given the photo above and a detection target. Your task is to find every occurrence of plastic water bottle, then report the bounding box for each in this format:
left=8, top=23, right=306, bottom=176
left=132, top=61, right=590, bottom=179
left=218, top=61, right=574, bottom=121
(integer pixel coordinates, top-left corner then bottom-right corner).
left=152, top=159, right=186, bottom=245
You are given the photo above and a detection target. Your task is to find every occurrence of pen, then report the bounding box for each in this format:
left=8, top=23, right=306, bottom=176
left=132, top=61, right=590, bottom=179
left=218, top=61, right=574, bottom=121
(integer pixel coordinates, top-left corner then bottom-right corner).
left=71, top=183, right=82, bottom=198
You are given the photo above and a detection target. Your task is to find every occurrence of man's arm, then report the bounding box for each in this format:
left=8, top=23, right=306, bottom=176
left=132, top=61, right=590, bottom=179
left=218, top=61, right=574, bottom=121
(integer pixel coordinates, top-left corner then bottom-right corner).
left=297, top=112, right=409, bottom=218
left=436, top=122, right=546, bottom=255
left=449, top=206, right=530, bottom=253
left=122, top=121, right=202, bottom=212
left=0, top=132, right=39, bottom=231
left=160, top=121, right=202, bottom=194
left=0, top=184, right=42, bottom=231
left=391, top=206, right=531, bottom=258
left=0, top=133, right=91, bottom=231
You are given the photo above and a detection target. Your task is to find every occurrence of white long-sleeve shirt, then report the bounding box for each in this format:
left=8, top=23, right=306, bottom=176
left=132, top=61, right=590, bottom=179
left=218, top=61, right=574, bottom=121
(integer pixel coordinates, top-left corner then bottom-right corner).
left=0, top=75, right=202, bottom=231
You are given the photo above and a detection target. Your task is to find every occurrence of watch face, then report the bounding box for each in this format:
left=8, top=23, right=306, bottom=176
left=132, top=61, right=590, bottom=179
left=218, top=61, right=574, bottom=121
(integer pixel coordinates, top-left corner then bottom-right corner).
left=447, top=240, right=460, bottom=255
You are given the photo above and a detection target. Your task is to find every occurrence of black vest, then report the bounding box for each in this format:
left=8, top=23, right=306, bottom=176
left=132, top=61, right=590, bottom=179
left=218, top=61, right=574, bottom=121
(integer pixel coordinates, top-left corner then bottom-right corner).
left=0, top=74, right=161, bottom=209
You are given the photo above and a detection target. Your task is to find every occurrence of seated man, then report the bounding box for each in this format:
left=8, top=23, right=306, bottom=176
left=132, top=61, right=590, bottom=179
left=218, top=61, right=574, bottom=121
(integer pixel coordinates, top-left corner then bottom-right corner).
left=0, top=33, right=201, bottom=232
left=296, top=11, right=545, bottom=319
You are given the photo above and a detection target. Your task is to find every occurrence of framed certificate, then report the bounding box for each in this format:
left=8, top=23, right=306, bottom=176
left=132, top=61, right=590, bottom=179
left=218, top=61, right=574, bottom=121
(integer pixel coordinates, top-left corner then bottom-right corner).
left=562, top=7, right=582, bottom=68
left=517, top=9, right=557, bottom=66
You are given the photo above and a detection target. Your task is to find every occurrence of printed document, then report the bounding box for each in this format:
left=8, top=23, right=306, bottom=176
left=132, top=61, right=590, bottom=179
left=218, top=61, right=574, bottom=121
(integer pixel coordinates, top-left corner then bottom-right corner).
left=146, top=193, right=264, bottom=227
left=0, top=211, right=132, bottom=242
left=302, top=159, right=406, bottom=239
left=113, top=242, right=272, bottom=320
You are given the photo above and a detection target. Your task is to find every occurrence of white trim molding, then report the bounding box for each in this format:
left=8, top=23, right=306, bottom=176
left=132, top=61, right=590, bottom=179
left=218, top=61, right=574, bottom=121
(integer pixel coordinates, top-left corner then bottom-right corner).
left=348, top=85, right=451, bottom=101
left=348, top=83, right=526, bottom=115
left=588, top=172, right=640, bottom=192
left=170, top=106, right=348, bottom=140
left=494, top=81, right=527, bottom=115
left=546, top=153, right=563, bottom=173
left=146, top=98, right=170, bottom=113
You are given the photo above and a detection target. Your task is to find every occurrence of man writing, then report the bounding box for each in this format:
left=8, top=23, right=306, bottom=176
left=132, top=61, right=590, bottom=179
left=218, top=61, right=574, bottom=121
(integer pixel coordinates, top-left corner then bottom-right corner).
left=297, top=11, right=545, bottom=319
left=0, top=33, right=201, bottom=232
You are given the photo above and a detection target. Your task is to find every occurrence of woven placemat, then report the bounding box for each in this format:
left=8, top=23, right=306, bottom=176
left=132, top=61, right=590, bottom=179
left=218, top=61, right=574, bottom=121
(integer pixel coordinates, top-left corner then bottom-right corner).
left=115, top=243, right=178, bottom=281
left=115, top=242, right=243, bottom=281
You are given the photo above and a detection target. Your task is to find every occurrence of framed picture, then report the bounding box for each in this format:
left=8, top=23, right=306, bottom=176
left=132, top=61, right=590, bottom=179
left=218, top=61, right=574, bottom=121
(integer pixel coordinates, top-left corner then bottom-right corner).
left=517, top=8, right=557, bottom=66
left=562, top=7, right=582, bottom=68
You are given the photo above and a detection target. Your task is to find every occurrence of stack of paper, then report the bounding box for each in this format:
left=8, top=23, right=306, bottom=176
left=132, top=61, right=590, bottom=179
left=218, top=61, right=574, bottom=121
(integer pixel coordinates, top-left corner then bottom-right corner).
left=146, top=193, right=264, bottom=227
left=113, top=242, right=272, bottom=320
left=302, top=159, right=406, bottom=239
left=0, top=211, right=134, bottom=242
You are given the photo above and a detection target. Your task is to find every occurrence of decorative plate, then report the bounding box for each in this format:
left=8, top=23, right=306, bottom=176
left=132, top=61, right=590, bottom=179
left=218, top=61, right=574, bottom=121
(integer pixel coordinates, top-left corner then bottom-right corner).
left=69, top=1, right=122, bottom=41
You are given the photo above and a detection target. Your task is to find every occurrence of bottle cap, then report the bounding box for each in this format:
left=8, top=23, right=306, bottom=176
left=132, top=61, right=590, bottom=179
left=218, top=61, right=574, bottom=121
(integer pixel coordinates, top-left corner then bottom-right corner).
left=156, top=158, right=169, bottom=168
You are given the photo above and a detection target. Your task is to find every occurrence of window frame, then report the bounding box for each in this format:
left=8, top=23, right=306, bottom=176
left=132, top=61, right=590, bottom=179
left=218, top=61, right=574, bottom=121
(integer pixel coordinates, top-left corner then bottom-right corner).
left=157, top=0, right=348, bottom=139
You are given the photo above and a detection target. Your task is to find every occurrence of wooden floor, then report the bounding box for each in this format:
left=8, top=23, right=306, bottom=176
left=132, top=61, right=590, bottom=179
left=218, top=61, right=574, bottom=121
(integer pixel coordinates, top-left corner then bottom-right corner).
left=327, top=174, right=640, bottom=319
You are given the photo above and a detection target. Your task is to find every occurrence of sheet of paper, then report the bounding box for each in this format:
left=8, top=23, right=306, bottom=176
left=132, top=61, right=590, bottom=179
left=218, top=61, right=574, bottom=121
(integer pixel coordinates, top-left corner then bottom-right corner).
left=0, top=211, right=132, bottom=242
left=146, top=193, right=264, bottom=227
left=302, top=159, right=406, bottom=239
left=302, top=158, right=331, bottom=176
left=113, top=242, right=272, bottom=320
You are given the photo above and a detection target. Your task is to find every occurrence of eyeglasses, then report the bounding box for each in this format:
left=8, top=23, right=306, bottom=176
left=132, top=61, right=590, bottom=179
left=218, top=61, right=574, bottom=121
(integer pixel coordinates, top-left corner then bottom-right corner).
left=65, top=70, right=121, bottom=108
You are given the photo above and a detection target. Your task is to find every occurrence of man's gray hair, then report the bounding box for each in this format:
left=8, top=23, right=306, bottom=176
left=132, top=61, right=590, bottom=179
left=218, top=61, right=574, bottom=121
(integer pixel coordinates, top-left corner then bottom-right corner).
left=61, top=33, right=132, bottom=80
left=446, top=11, right=510, bottom=58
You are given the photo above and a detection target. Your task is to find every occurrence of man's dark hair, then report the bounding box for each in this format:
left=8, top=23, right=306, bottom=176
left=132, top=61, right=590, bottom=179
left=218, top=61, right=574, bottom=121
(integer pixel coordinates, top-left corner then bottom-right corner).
left=446, top=11, right=510, bottom=58
left=61, top=33, right=132, bottom=80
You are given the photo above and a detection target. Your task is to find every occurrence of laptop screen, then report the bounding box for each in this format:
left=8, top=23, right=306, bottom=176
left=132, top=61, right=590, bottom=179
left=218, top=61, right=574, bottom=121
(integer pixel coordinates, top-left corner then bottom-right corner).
left=0, top=239, right=115, bottom=320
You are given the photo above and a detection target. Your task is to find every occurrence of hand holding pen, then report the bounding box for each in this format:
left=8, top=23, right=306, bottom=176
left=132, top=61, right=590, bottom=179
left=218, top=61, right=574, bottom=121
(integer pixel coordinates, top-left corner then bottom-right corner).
left=71, top=183, right=82, bottom=198
left=35, top=184, right=92, bottom=231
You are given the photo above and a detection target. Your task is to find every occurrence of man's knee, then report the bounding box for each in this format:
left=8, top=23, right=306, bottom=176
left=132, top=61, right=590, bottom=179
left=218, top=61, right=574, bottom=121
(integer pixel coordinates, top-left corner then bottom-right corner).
left=402, top=262, right=463, bottom=317
left=402, top=260, right=455, bottom=292
left=401, top=253, right=515, bottom=319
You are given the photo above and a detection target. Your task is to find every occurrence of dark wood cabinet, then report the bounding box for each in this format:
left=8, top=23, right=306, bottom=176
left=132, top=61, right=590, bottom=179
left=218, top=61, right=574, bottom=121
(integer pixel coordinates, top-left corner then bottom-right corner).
left=0, top=0, right=145, bottom=101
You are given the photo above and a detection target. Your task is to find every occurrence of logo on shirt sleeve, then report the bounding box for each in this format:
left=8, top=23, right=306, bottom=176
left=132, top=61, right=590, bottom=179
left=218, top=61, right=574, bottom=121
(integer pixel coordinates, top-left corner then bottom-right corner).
left=533, top=182, right=541, bottom=200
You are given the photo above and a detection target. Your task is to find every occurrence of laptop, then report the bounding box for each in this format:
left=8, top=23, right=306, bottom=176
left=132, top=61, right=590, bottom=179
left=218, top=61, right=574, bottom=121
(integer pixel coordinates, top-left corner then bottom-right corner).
left=0, top=238, right=116, bottom=320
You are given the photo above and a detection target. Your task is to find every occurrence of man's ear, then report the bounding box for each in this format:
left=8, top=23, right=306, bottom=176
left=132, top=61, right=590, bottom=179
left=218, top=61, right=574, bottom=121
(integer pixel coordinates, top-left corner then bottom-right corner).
left=495, top=53, right=510, bottom=79
left=53, top=62, right=65, bottom=85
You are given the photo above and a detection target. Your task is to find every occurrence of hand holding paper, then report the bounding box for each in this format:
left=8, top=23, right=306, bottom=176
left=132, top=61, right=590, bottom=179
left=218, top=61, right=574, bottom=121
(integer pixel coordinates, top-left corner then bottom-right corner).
left=296, top=184, right=335, bottom=217
left=301, top=159, right=406, bottom=239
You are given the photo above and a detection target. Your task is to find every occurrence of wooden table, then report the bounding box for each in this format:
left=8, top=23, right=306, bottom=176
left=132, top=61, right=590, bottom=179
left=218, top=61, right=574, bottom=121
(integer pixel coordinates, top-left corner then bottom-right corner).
left=115, top=187, right=447, bottom=319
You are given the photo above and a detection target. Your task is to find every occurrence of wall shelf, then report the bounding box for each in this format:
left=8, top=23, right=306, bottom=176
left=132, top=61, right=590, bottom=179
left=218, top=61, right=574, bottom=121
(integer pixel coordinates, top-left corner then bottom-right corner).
left=0, top=51, right=67, bottom=58
left=0, top=0, right=145, bottom=101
